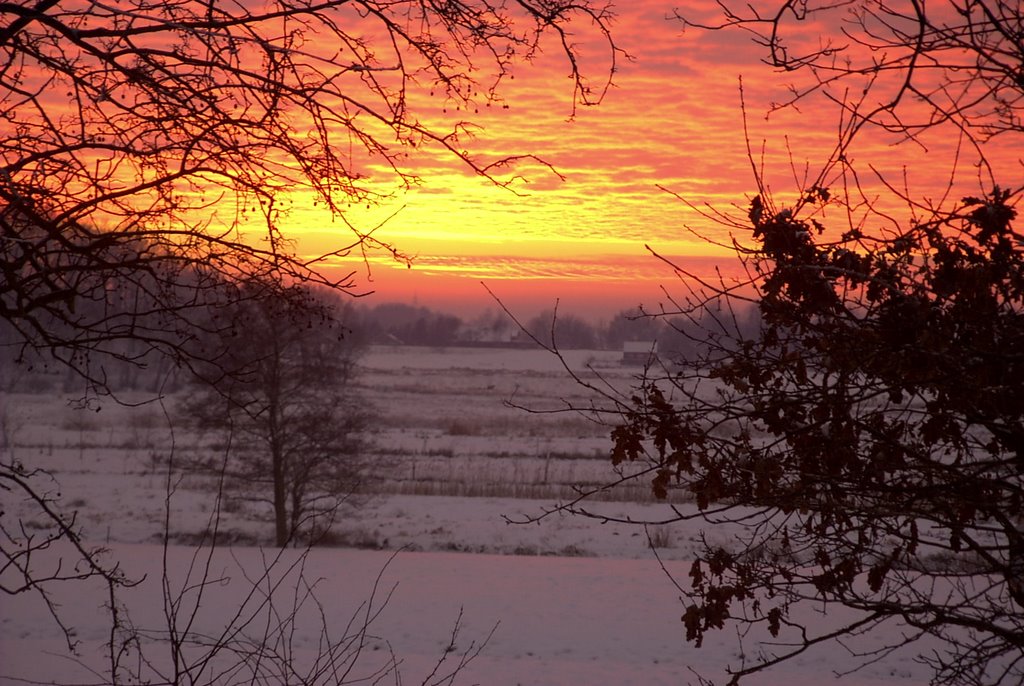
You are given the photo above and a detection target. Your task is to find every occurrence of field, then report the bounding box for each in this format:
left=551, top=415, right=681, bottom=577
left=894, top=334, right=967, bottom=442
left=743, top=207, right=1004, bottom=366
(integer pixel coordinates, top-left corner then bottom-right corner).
left=1, top=346, right=932, bottom=685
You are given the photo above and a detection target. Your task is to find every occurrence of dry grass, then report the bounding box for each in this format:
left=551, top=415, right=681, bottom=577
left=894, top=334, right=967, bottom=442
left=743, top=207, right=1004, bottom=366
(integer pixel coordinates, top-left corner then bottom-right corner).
left=367, top=477, right=660, bottom=503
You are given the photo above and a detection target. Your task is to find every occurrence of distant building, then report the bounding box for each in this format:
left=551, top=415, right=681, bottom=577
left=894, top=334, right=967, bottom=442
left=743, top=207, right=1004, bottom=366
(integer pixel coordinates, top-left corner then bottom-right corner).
left=621, top=341, right=658, bottom=366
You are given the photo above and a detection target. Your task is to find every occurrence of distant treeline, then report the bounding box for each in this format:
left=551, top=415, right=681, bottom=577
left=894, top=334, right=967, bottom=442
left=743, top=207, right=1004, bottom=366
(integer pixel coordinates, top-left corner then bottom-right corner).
left=348, top=301, right=762, bottom=355
left=1, top=288, right=760, bottom=395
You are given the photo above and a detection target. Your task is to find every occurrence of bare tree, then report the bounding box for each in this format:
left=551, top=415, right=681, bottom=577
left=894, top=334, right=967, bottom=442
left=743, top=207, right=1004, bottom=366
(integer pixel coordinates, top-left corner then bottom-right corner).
left=185, top=286, right=369, bottom=548
left=679, top=0, right=1022, bottom=153
left=527, top=2, right=1024, bottom=684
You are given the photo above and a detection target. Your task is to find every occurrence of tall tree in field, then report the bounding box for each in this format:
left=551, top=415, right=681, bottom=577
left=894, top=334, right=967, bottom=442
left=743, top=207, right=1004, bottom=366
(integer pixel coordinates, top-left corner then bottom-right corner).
left=554, top=2, right=1024, bottom=684
left=187, top=287, right=368, bottom=548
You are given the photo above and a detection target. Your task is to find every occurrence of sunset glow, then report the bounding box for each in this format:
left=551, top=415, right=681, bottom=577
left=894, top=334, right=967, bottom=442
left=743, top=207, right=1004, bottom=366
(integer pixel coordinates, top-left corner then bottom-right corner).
left=273, top=3, right=791, bottom=316
left=267, top=0, right=1019, bottom=321
left=11, top=0, right=1018, bottom=322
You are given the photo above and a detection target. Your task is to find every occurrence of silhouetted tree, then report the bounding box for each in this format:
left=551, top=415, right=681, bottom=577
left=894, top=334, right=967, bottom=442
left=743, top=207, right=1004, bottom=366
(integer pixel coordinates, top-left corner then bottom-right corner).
left=610, top=187, right=1024, bottom=686
left=527, top=309, right=598, bottom=349
left=603, top=307, right=663, bottom=350
left=185, top=287, right=368, bottom=548
left=362, top=302, right=464, bottom=345
left=472, top=308, right=519, bottom=342
left=548, top=2, right=1024, bottom=684
left=652, top=303, right=762, bottom=366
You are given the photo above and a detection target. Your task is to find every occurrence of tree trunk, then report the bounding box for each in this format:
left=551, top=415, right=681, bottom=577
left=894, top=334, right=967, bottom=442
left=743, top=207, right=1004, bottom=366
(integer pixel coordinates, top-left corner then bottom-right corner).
left=267, top=339, right=289, bottom=548
left=290, top=484, right=303, bottom=545
left=272, top=439, right=288, bottom=548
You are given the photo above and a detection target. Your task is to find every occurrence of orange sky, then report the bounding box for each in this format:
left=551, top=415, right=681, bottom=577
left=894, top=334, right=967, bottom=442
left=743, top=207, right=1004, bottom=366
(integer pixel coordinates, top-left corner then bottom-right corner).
left=278, top=1, right=1019, bottom=322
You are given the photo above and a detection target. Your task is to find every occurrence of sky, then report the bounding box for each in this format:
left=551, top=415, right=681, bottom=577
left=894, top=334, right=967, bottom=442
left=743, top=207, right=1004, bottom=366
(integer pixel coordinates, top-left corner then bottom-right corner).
left=278, top=1, right=1017, bottom=322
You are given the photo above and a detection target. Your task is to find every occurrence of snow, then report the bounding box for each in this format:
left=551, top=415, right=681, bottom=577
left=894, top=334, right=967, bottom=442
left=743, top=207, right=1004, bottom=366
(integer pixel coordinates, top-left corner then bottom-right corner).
left=1, top=544, right=930, bottom=685
left=1, top=346, right=932, bottom=685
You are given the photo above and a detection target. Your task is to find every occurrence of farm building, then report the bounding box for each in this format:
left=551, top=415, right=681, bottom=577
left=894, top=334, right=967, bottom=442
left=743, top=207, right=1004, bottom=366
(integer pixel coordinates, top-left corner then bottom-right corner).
left=621, top=340, right=658, bottom=366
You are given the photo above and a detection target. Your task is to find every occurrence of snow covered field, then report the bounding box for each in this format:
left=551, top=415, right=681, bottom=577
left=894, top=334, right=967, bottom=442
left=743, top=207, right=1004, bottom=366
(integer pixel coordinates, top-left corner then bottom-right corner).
left=1, top=346, right=933, bottom=684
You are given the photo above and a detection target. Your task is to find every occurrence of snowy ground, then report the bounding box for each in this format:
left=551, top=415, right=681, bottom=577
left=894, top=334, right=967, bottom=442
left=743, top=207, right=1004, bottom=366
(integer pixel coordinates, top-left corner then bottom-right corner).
left=1, top=346, right=933, bottom=685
